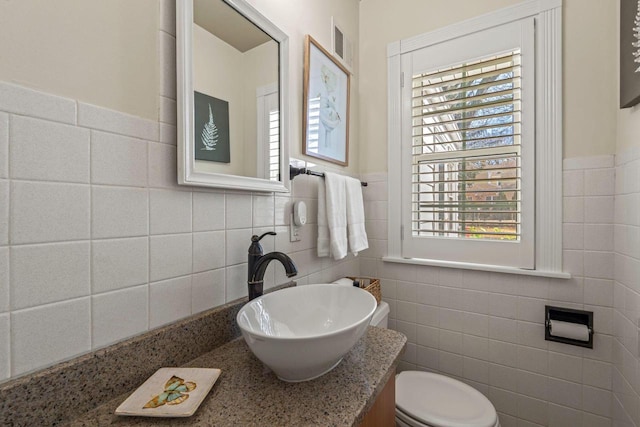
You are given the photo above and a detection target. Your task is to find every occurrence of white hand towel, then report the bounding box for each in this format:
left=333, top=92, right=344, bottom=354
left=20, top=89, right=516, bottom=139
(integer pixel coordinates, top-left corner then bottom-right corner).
left=345, top=176, right=369, bottom=255
left=324, top=172, right=348, bottom=260
left=317, top=178, right=331, bottom=257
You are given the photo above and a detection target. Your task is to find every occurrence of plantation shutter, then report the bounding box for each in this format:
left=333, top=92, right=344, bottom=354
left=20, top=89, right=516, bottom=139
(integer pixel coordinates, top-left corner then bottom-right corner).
left=401, top=18, right=535, bottom=268
left=269, top=108, right=280, bottom=181
left=412, top=50, right=521, bottom=240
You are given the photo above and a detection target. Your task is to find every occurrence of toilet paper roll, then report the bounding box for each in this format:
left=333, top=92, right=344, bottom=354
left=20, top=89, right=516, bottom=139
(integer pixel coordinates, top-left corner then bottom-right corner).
left=549, top=320, right=590, bottom=342
left=333, top=278, right=355, bottom=287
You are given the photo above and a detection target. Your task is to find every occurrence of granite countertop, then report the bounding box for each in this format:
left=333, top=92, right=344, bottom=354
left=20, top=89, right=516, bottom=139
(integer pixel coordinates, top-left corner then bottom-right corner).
left=64, top=327, right=406, bottom=427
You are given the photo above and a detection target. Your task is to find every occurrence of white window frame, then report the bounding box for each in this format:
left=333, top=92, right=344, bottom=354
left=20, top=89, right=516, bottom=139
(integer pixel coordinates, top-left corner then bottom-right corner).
left=256, top=82, right=280, bottom=181
left=386, top=0, right=569, bottom=278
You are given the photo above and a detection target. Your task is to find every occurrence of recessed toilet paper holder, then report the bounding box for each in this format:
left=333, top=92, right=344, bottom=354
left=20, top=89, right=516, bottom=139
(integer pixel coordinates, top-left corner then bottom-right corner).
left=544, top=305, right=593, bottom=348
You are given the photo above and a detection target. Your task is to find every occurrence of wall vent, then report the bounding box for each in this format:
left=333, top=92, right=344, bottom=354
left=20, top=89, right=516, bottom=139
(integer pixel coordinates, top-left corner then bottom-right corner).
left=331, top=17, right=353, bottom=73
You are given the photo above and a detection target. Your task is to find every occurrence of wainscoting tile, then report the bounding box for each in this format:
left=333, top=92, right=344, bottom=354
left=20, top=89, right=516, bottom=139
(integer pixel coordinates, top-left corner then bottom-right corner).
left=0, top=314, right=8, bottom=381
left=148, top=142, right=178, bottom=189
left=0, top=82, right=76, bottom=125
left=78, top=102, right=158, bottom=141
left=92, top=237, right=149, bottom=294
left=159, top=0, right=176, bottom=36
left=225, top=263, right=247, bottom=303
left=149, top=276, right=191, bottom=328
left=150, top=234, right=192, bottom=282
left=92, top=285, right=148, bottom=349
left=159, top=31, right=176, bottom=99
left=10, top=116, right=89, bottom=183
left=193, top=191, right=225, bottom=231
left=11, top=242, right=90, bottom=310
left=150, top=189, right=191, bottom=234
left=0, top=114, right=7, bottom=179
left=11, top=181, right=90, bottom=244
left=193, top=231, right=225, bottom=273
left=192, top=268, right=225, bottom=314
left=11, top=298, right=91, bottom=376
left=159, top=123, right=176, bottom=145
left=252, top=194, right=274, bottom=228
left=91, top=186, right=148, bottom=239
left=159, top=96, right=177, bottom=125
left=90, top=131, right=148, bottom=187
left=225, top=193, right=252, bottom=229
left=0, top=181, right=7, bottom=245
left=226, top=228, right=253, bottom=266
left=0, top=249, right=7, bottom=313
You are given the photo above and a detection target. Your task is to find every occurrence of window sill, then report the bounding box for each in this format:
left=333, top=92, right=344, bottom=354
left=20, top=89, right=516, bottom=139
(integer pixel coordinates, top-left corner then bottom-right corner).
left=382, top=256, right=571, bottom=279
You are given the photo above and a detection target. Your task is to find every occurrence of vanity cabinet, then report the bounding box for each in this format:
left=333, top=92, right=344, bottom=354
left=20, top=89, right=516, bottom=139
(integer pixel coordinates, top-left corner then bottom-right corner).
left=359, top=370, right=396, bottom=427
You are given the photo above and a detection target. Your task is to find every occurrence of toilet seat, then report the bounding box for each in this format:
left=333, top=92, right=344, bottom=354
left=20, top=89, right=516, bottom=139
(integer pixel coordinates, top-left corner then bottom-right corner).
left=396, top=371, right=498, bottom=427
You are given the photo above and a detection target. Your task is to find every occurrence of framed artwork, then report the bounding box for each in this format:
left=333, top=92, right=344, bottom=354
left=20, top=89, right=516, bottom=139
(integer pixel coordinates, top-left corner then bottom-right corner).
left=303, top=35, right=350, bottom=165
left=194, top=91, right=230, bottom=163
left=621, top=0, right=640, bottom=108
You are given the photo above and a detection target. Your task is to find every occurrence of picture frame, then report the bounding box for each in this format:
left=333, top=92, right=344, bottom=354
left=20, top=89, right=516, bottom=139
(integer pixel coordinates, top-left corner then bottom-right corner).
left=620, top=0, right=640, bottom=108
left=193, top=91, right=231, bottom=163
left=303, top=35, right=350, bottom=165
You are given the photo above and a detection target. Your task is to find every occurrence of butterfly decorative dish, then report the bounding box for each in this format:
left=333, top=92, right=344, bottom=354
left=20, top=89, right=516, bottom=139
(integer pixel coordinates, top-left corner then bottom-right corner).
left=115, top=367, right=221, bottom=417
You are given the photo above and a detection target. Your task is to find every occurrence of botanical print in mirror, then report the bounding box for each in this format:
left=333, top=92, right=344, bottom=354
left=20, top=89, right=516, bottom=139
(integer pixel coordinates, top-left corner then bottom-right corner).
left=621, top=0, right=640, bottom=108
left=303, top=35, right=350, bottom=166
left=194, top=91, right=230, bottom=163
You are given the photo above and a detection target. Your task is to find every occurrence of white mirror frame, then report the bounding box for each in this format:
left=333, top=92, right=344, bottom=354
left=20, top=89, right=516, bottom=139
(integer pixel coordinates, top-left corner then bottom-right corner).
left=176, top=0, right=290, bottom=192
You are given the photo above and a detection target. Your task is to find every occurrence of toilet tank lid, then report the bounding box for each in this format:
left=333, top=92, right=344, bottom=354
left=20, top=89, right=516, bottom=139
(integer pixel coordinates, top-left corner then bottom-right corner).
left=370, top=301, right=389, bottom=327
left=396, top=371, right=497, bottom=427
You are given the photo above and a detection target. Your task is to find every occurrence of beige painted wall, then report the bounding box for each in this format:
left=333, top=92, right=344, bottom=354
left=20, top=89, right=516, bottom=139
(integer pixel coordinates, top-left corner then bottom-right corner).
left=242, top=41, right=279, bottom=177
left=193, top=24, right=278, bottom=178
left=0, top=0, right=158, bottom=120
left=246, top=0, right=361, bottom=174
left=193, top=23, right=247, bottom=177
left=358, top=0, right=618, bottom=173
left=0, top=0, right=359, bottom=172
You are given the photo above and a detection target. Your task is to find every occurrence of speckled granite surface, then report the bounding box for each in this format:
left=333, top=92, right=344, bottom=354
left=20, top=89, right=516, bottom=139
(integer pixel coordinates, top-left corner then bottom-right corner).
left=0, top=290, right=251, bottom=427
left=64, top=327, right=406, bottom=427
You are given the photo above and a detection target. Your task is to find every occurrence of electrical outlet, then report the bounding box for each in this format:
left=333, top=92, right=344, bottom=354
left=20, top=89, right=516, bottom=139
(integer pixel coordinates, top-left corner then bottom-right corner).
left=290, top=214, right=301, bottom=242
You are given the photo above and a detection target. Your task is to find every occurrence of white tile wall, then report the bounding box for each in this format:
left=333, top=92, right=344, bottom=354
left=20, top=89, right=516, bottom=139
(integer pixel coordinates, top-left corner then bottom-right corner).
left=149, top=189, right=191, bottom=234
left=10, top=116, right=90, bottom=183
left=612, top=146, right=640, bottom=427
left=149, top=276, right=192, bottom=328
left=0, top=248, right=8, bottom=313
left=361, top=155, right=616, bottom=427
left=91, top=186, right=148, bottom=238
left=0, top=113, right=8, bottom=179
left=11, top=181, right=90, bottom=244
left=90, top=131, right=148, bottom=187
left=191, top=268, right=225, bottom=314
left=11, top=298, right=91, bottom=377
left=91, top=285, right=148, bottom=349
left=0, top=181, right=7, bottom=246
left=10, top=242, right=90, bottom=309
left=91, top=237, right=149, bottom=293
left=149, top=234, right=192, bottom=282
left=0, top=314, right=9, bottom=381
left=193, top=231, right=225, bottom=273
left=0, top=79, right=356, bottom=383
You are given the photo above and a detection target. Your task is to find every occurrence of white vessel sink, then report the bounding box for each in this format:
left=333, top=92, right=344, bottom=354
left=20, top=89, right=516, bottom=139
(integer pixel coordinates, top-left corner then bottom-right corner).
left=236, top=284, right=377, bottom=382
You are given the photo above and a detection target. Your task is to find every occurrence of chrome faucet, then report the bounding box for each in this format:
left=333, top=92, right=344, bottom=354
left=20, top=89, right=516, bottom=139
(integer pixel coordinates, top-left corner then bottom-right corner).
left=247, top=232, right=297, bottom=300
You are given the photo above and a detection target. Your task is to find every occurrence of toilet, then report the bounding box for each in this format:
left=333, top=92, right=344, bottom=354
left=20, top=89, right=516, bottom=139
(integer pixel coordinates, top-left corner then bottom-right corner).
left=370, top=301, right=500, bottom=427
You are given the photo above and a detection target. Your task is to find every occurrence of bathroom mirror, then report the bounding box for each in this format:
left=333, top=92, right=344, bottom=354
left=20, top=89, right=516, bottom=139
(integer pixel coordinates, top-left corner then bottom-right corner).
left=177, top=0, right=289, bottom=192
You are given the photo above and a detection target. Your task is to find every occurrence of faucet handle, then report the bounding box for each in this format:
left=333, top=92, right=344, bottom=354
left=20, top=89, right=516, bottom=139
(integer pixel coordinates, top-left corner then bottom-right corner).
left=252, top=231, right=277, bottom=242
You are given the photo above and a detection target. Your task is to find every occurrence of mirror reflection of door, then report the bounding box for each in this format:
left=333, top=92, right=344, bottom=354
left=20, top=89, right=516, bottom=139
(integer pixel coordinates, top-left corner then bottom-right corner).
left=256, top=84, right=280, bottom=181
left=192, top=0, right=279, bottom=179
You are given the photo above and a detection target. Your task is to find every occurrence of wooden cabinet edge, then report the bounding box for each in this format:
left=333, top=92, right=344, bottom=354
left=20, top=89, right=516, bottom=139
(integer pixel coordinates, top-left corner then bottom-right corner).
left=359, top=369, right=396, bottom=427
